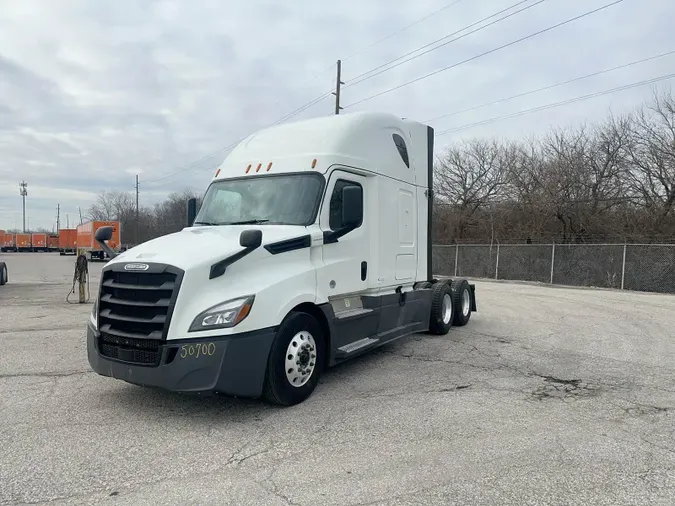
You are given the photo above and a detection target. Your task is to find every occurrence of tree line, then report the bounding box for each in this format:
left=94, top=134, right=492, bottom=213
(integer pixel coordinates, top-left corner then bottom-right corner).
left=433, top=88, right=675, bottom=244
left=81, top=87, right=675, bottom=246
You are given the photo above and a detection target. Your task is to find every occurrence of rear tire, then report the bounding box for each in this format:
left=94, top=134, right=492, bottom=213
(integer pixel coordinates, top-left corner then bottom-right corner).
left=428, top=280, right=454, bottom=335
left=452, top=279, right=472, bottom=327
left=0, top=264, right=7, bottom=285
left=262, top=312, right=325, bottom=406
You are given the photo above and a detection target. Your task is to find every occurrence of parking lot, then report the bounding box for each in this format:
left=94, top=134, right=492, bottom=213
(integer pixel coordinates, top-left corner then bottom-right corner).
left=1, top=252, right=674, bottom=505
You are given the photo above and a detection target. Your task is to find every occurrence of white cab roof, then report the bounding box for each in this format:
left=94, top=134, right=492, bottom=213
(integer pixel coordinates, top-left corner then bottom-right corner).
left=214, top=111, right=430, bottom=185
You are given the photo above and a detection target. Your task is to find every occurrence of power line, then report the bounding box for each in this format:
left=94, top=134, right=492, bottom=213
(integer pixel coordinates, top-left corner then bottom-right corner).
left=426, top=49, right=675, bottom=123
left=345, top=0, right=625, bottom=108
left=142, top=144, right=237, bottom=185
left=341, top=0, right=468, bottom=61
left=269, top=90, right=333, bottom=126
left=144, top=89, right=333, bottom=188
left=345, top=0, right=538, bottom=87
left=435, top=72, right=675, bottom=136
left=294, top=63, right=335, bottom=88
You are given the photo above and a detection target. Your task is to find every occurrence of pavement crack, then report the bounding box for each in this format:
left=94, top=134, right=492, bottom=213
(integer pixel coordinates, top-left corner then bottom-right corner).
left=614, top=400, right=673, bottom=417
left=261, top=469, right=303, bottom=506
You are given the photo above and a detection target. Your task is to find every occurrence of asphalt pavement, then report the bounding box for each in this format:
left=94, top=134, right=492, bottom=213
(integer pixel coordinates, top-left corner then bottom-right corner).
left=1, top=252, right=674, bottom=505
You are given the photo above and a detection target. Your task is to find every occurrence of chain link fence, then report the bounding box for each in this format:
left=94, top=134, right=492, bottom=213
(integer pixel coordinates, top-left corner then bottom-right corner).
left=432, top=243, right=675, bottom=294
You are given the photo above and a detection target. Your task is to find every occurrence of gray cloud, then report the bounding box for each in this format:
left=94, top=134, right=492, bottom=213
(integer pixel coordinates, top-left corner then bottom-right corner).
left=1, top=0, right=674, bottom=230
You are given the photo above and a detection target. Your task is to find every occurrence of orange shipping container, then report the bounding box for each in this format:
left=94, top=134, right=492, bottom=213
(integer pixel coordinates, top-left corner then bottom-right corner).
left=48, top=235, right=59, bottom=250
left=58, top=229, right=77, bottom=252
left=5, top=234, right=16, bottom=249
left=32, top=233, right=47, bottom=250
left=16, top=233, right=31, bottom=249
left=0, top=230, right=4, bottom=248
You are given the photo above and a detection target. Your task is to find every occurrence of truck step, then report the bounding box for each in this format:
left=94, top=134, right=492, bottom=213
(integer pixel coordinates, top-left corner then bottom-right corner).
left=334, top=307, right=373, bottom=320
left=337, top=337, right=379, bottom=356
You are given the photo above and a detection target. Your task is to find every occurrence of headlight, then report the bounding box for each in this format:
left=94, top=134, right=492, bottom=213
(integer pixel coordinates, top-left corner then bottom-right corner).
left=188, top=295, right=254, bottom=332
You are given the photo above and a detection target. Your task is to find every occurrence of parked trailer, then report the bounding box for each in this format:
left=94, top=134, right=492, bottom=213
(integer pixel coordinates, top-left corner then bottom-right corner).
left=87, top=111, right=479, bottom=406
left=16, top=234, right=31, bottom=252
left=31, top=233, right=47, bottom=252
left=58, top=228, right=77, bottom=255
left=2, top=233, right=16, bottom=252
left=0, top=230, right=4, bottom=252
left=47, top=234, right=59, bottom=252
left=77, top=221, right=120, bottom=261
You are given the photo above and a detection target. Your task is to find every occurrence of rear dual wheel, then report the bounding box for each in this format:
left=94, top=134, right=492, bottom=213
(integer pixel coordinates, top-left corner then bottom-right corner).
left=428, top=278, right=472, bottom=334
left=429, top=281, right=454, bottom=334
left=451, top=279, right=472, bottom=327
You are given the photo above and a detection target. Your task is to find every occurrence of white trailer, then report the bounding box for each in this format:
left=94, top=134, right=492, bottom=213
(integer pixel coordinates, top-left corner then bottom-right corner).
left=86, top=111, right=477, bottom=405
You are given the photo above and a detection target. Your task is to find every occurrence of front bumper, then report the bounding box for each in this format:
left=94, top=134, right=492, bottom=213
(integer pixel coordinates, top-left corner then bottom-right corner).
left=86, top=322, right=277, bottom=397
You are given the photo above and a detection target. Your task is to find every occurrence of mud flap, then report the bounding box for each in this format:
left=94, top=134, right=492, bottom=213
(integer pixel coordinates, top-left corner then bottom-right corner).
left=469, top=283, right=477, bottom=312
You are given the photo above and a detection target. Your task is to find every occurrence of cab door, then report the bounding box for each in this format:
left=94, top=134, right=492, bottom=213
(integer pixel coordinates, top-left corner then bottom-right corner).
left=317, top=169, right=370, bottom=299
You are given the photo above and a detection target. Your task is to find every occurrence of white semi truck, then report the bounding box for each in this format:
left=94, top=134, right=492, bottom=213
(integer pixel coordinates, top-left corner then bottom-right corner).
left=87, top=111, right=477, bottom=405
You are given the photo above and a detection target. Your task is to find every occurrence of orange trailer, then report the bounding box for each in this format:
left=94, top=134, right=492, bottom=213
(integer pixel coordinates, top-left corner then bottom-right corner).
left=77, top=220, right=121, bottom=261
left=0, top=231, right=14, bottom=252
left=58, top=228, right=77, bottom=255
left=16, top=233, right=31, bottom=251
left=32, top=233, right=47, bottom=252
left=5, top=233, right=16, bottom=251
left=48, top=234, right=59, bottom=252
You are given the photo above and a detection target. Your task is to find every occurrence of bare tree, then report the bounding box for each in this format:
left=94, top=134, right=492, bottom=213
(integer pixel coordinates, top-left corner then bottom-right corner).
left=434, top=139, right=513, bottom=239
left=626, top=89, right=675, bottom=222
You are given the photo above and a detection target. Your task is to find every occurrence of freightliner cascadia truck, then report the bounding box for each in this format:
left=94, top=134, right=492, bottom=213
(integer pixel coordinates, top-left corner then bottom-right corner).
left=86, top=111, right=477, bottom=406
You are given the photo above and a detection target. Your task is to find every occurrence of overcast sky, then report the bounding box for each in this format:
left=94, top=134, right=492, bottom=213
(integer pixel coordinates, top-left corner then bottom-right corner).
left=1, top=0, right=674, bottom=231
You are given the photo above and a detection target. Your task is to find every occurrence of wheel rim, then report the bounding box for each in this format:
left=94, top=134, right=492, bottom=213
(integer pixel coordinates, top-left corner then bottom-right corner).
left=441, top=293, right=453, bottom=324
left=461, top=288, right=471, bottom=316
left=285, top=331, right=317, bottom=388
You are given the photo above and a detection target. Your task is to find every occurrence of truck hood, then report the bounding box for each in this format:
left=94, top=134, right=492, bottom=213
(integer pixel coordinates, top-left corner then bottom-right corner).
left=107, top=225, right=309, bottom=270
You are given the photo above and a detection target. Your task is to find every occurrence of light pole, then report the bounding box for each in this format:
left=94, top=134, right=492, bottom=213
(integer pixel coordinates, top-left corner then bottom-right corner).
left=19, top=181, right=27, bottom=233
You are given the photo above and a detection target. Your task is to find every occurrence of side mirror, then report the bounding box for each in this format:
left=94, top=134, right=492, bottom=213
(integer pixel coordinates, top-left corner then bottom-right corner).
left=209, top=229, right=262, bottom=280
left=94, top=226, right=118, bottom=259
left=187, top=198, right=197, bottom=227
left=239, top=229, right=262, bottom=249
left=341, top=185, right=363, bottom=227
left=95, top=226, right=113, bottom=242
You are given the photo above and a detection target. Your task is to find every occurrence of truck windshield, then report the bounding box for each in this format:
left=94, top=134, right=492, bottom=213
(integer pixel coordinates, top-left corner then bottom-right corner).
left=195, top=173, right=324, bottom=226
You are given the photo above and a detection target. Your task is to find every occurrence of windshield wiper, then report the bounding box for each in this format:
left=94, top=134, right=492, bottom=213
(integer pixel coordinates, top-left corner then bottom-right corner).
left=193, top=221, right=220, bottom=226
left=224, top=219, right=270, bottom=225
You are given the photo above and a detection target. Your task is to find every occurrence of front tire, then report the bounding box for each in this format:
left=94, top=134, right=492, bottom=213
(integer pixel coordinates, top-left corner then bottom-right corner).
left=262, top=312, right=325, bottom=406
left=0, top=264, right=7, bottom=285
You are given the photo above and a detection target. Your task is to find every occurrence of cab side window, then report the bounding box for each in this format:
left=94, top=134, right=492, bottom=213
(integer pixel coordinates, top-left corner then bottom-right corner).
left=329, top=179, right=363, bottom=230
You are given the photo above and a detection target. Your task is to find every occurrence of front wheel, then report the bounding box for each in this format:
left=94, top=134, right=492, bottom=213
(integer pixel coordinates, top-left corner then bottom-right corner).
left=0, top=264, right=7, bottom=285
left=262, top=312, right=325, bottom=406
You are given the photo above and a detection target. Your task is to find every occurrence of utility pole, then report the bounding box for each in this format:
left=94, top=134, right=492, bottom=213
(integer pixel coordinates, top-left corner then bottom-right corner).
left=19, top=181, right=27, bottom=233
left=78, top=207, right=83, bottom=225
left=135, top=175, right=139, bottom=245
left=56, top=204, right=60, bottom=233
left=66, top=214, right=69, bottom=229
left=333, top=59, right=344, bottom=115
